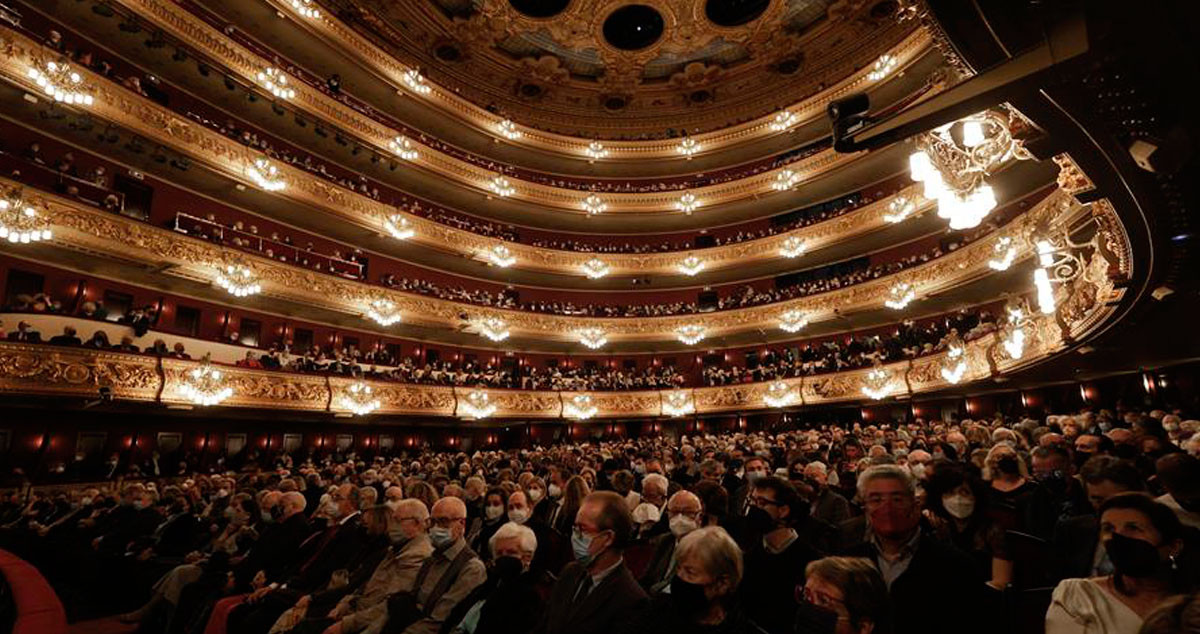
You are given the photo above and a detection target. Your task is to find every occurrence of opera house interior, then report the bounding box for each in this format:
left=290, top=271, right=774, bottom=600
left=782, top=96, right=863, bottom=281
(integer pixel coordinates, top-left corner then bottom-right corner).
left=0, top=0, right=1197, bottom=632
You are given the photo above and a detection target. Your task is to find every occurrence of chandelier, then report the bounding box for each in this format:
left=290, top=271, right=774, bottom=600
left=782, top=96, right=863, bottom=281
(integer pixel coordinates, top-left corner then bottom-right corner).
left=340, top=382, right=381, bottom=416
left=289, top=0, right=320, bottom=18
left=478, top=317, right=510, bottom=342
left=486, top=244, right=516, bottom=267
left=0, top=190, right=52, bottom=244
left=496, top=119, right=521, bottom=140
left=677, top=255, right=705, bottom=276
left=940, top=336, right=967, bottom=384
left=772, top=169, right=800, bottom=191
left=867, top=54, right=897, bottom=81
left=565, top=394, right=598, bottom=420
left=27, top=58, right=94, bottom=106
left=214, top=259, right=263, bottom=297
left=489, top=176, right=515, bottom=197
left=662, top=391, right=694, bottom=417
left=908, top=109, right=1029, bottom=230
left=778, top=309, right=809, bottom=333
left=860, top=361, right=893, bottom=400
left=384, top=214, right=415, bottom=240
left=460, top=389, right=496, bottom=419
left=676, top=138, right=699, bottom=158
left=988, top=236, right=1018, bottom=271
left=779, top=236, right=807, bottom=258
left=770, top=110, right=798, bottom=132
left=582, top=194, right=607, bottom=215
left=764, top=381, right=797, bottom=408
left=389, top=136, right=418, bottom=160
left=581, top=258, right=610, bottom=279
left=256, top=67, right=296, bottom=100
left=676, top=192, right=699, bottom=214
left=1000, top=302, right=1031, bottom=360
left=675, top=324, right=706, bottom=345
left=884, top=282, right=916, bottom=310
left=883, top=196, right=916, bottom=223
left=577, top=327, right=608, bottom=349
left=402, top=69, right=432, bottom=95
left=584, top=141, right=608, bottom=160
left=247, top=158, right=286, bottom=191
left=365, top=298, right=402, bottom=326
left=179, top=354, right=234, bottom=406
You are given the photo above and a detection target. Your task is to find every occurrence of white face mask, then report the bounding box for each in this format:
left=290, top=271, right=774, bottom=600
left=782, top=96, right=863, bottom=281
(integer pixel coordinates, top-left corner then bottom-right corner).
left=669, top=515, right=698, bottom=538
left=528, top=488, right=544, bottom=503
left=910, top=463, right=927, bottom=480
left=385, top=499, right=402, bottom=511
left=942, top=494, right=976, bottom=520
left=508, top=508, right=530, bottom=525
left=548, top=484, right=562, bottom=499
left=485, top=504, right=504, bottom=520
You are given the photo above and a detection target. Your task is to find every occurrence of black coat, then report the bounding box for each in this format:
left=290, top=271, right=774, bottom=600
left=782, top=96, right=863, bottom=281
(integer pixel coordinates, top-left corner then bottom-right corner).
left=235, top=512, right=312, bottom=588
left=533, top=560, right=649, bottom=634
left=1051, top=514, right=1099, bottom=581
left=619, top=595, right=768, bottom=634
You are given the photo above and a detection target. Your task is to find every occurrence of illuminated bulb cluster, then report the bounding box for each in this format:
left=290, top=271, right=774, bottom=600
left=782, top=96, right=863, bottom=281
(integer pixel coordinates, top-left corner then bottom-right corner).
left=884, top=282, right=916, bottom=310
left=860, top=365, right=893, bottom=400
left=582, top=194, right=607, bottom=215
left=940, top=343, right=967, bottom=384
left=764, top=381, right=797, bottom=408
left=778, top=309, right=809, bottom=333
left=341, top=382, right=380, bottom=416
left=215, top=262, right=262, bottom=297
left=487, top=244, right=516, bottom=267
left=1034, top=239, right=1056, bottom=314
left=460, top=389, right=495, bottom=419
left=988, top=236, right=1018, bottom=271
left=478, top=317, right=510, bottom=342
left=256, top=67, right=296, bottom=100
left=247, top=158, right=286, bottom=191
left=675, top=192, right=699, bottom=214
left=677, top=255, right=705, bottom=276
left=770, top=109, right=798, bottom=132
left=179, top=357, right=233, bottom=406
left=867, top=54, right=897, bottom=81
left=577, top=327, right=608, bottom=350
left=675, top=324, right=706, bottom=346
left=883, top=196, right=916, bottom=223
left=27, top=60, right=94, bottom=105
left=384, top=214, right=415, bottom=240
left=402, top=69, right=432, bottom=95
left=0, top=194, right=52, bottom=244
left=910, top=149, right=996, bottom=230
left=365, top=298, right=402, bottom=326
left=1002, top=305, right=1028, bottom=360
left=581, top=258, right=610, bottom=279
left=662, top=391, right=694, bottom=417
left=290, top=0, right=320, bottom=18
left=585, top=141, right=608, bottom=160
left=772, top=169, right=800, bottom=191
left=779, top=236, right=807, bottom=258
left=489, top=176, right=515, bottom=197
left=565, top=394, right=598, bottom=420
left=389, top=136, right=418, bottom=160
left=676, top=137, right=699, bottom=158
left=496, top=119, right=521, bottom=140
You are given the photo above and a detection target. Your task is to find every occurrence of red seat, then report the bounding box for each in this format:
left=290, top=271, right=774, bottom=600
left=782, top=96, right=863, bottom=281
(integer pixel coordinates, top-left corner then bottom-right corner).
left=0, top=549, right=68, bottom=634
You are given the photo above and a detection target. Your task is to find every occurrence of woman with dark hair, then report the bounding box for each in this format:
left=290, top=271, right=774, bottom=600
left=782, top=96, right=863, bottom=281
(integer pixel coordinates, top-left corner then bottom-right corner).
left=470, top=488, right=508, bottom=559
left=84, top=330, right=111, bottom=349
left=1047, top=493, right=1189, bottom=633
left=922, top=461, right=1013, bottom=588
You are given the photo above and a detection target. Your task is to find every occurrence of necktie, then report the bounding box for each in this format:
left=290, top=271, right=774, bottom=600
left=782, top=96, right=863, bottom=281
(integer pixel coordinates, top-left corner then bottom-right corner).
left=573, top=574, right=593, bottom=604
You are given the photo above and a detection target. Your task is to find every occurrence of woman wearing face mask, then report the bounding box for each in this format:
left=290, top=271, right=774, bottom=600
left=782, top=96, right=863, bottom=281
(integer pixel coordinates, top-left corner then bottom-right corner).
left=1047, top=493, right=1190, bottom=634
left=620, top=527, right=766, bottom=634
left=470, top=489, right=508, bottom=561
left=922, top=463, right=1013, bottom=589
left=525, top=476, right=549, bottom=524
left=795, top=557, right=891, bottom=634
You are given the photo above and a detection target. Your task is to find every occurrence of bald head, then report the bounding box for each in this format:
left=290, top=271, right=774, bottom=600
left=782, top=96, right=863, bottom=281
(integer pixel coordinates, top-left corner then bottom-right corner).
left=280, top=491, right=306, bottom=518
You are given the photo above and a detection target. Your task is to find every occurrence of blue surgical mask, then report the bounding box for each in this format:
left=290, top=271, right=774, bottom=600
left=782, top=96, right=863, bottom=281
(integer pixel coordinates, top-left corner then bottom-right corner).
left=571, top=529, right=595, bottom=565
left=430, top=527, right=454, bottom=549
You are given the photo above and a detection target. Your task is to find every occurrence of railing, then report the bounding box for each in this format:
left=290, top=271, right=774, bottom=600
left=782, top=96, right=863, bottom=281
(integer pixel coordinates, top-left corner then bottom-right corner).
left=173, top=212, right=365, bottom=280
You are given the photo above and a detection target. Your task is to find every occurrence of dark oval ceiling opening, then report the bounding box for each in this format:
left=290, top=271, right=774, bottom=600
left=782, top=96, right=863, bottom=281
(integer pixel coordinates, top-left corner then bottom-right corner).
left=603, top=5, right=665, bottom=51
left=508, top=0, right=571, bottom=18
left=705, top=0, right=769, bottom=27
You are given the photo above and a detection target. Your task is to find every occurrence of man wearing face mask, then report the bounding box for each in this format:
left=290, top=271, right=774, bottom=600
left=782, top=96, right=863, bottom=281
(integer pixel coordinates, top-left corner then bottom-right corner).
left=446, top=522, right=553, bottom=634
left=803, top=462, right=852, bottom=528
left=506, top=489, right=564, bottom=575
left=1025, top=445, right=1090, bottom=540
left=535, top=491, right=648, bottom=634
left=739, top=476, right=818, bottom=634
left=639, top=491, right=704, bottom=593
left=727, top=456, right=770, bottom=544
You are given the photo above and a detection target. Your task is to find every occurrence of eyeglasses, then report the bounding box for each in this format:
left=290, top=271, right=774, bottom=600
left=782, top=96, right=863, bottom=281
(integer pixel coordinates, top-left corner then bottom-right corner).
left=430, top=516, right=465, bottom=527
left=750, top=495, right=782, bottom=507
left=799, top=586, right=845, bottom=609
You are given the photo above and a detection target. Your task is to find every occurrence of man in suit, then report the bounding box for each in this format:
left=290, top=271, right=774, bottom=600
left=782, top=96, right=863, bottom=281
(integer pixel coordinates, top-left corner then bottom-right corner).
left=534, top=491, right=648, bottom=634
left=48, top=325, right=82, bottom=346
left=802, top=461, right=853, bottom=527
left=638, top=490, right=702, bottom=593
left=6, top=321, right=41, bottom=342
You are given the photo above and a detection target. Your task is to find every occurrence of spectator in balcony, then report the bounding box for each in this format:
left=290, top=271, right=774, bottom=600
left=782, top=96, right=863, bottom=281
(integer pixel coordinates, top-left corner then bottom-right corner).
left=149, top=339, right=170, bottom=356
left=6, top=320, right=42, bottom=342
left=171, top=342, right=191, bottom=360
left=48, top=325, right=83, bottom=346
left=22, top=142, right=44, bottom=165
left=237, top=350, right=263, bottom=369
left=114, top=335, right=140, bottom=353
left=79, top=300, right=109, bottom=320
left=84, top=330, right=111, bottom=349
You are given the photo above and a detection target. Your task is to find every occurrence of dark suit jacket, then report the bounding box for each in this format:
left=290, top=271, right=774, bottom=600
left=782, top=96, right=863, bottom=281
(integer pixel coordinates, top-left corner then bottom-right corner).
left=285, top=513, right=366, bottom=592
left=811, top=488, right=852, bottom=526
left=1052, top=513, right=1099, bottom=581
left=7, top=330, right=41, bottom=342
left=534, top=560, right=648, bottom=634
left=236, top=512, right=312, bottom=588
left=636, top=533, right=676, bottom=592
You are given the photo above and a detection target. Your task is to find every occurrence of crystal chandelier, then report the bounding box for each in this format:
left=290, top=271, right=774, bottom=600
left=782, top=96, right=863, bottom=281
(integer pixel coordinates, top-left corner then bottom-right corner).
left=883, top=196, right=916, bottom=223
left=884, top=282, right=915, bottom=310
left=247, top=158, right=286, bottom=191
left=1000, top=302, right=1031, bottom=360
left=677, top=255, right=705, bottom=276
left=772, top=169, right=800, bottom=191
left=496, top=119, right=521, bottom=140
left=577, top=327, right=608, bottom=349
left=860, top=361, right=893, bottom=400
left=384, top=214, right=415, bottom=240
left=27, top=58, right=94, bottom=106
left=988, top=236, right=1018, bottom=271
left=779, top=236, right=807, bottom=258
left=581, top=258, right=610, bottom=279
left=565, top=394, right=598, bottom=420
left=489, top=176, right=515, bottom=197
left=179, top=354, right=234, bottom=406
left=867, top=54, right=897, bottom=81
left=1034, top=239, right=1057, bottom=314
left=676, top=138, right=699, bottom=158
left=770, top=110, right=798, bottom=132
left=584, top=141, right=608, bottom=160
left=676, top=192, right=699, bottom=214
left=365, top=298, right=402, bottom=326
left=214, top=259, right=263, bottom=297
left=486, top=244, right=516, bottom=267
left=764, top=381, right=797, bottom=408
left=256, top=67, right=296, bottom=100
left=389, top=136, right=418, bottom=160
left=478, top=317, right=510, bottom=342
left=778, top=309, right=809, bottom=333
left=940, top=336, right=967, bottom=384
left=290, top=0, right=320, bottom=18
left=0, top=190, right=52, bottom=244
left=908, top=109, right=1029, bottom=230
left=662, top=391, right=694, bottom=417
left=675, top=324, right=706, bottom=345
left=460, top=389, right=496, bottom=419
left=402, top=69, right=432, bottom=95
left=582, top=194, right=607, bottom=215
left=340, top=382, right=380, bottom=416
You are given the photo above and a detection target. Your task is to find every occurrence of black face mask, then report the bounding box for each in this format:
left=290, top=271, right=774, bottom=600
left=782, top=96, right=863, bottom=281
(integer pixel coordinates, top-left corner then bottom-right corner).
left=793, top=600, right=839, bottom=634
left=745, top=506, right=777, bottom=533
left=1105, top=533, right=1163, bottom=578
left=490, top=556, right=524, bottom=585
left=270, top=505, right=285, bottom=521
left=1114, top=445, right=1137, bottom=460
left=996, top=456, right=1020, bottom=475
left=1073, top=451, right=1093, bottom=469
left=1037, top=471, right=1068, bottom=494
left=669, top=576, right=709, bottom=616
